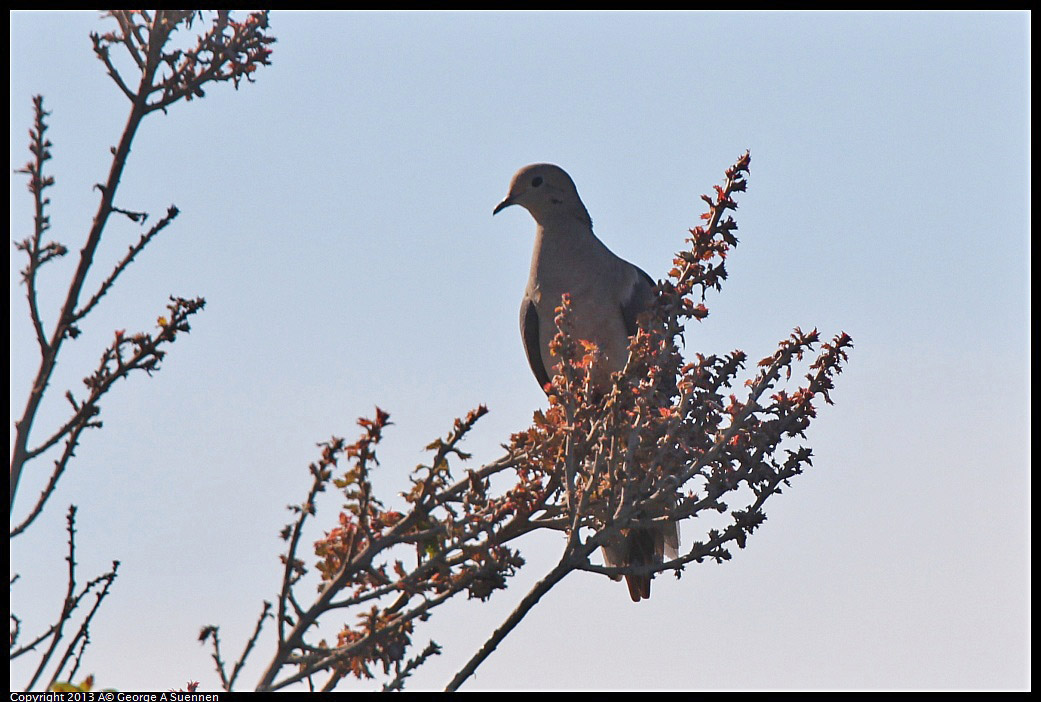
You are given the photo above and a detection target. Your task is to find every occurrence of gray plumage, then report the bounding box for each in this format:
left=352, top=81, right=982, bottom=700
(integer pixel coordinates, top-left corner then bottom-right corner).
left=493, top=163, right=679, bottom=601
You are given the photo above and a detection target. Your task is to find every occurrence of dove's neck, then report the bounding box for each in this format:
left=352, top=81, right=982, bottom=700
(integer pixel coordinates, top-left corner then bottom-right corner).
left=530, top=200, right=592, bottom=232
left=529, top=217, right=610, bottom=295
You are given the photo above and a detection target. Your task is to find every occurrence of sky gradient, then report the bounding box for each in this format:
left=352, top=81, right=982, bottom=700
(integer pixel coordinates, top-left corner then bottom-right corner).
left=9, top=10, right=1029, bottom=691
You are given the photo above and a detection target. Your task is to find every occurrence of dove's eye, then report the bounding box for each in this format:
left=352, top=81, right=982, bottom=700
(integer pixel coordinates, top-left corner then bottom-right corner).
left=531, top=176, right=543, bottom=188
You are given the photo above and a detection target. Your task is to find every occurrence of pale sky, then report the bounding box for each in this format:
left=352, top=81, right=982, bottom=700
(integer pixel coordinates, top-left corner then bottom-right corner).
left=9, top=10, right=1029, bottom=692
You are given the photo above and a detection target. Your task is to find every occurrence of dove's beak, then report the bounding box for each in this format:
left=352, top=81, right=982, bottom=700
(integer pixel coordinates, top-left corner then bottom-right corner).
left=492, top=197, right=514, bottom=216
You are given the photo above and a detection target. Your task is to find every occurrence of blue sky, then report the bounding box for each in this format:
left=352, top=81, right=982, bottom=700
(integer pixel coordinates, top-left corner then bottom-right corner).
left=9, top=10, right=1029, bottom=691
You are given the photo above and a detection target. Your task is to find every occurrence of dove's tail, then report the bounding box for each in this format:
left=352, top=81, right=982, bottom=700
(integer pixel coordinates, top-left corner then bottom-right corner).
left=624, top=572, right=652, bottom=602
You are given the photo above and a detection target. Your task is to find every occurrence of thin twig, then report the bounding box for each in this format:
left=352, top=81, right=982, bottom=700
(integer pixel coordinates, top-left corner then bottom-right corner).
left=72, top=205, right=179, bottom=323
left=444, top=553, right=578, bottom=692
left=226, top=601, right=272, bottom=691
left=24, top=507, right=79, bottom=691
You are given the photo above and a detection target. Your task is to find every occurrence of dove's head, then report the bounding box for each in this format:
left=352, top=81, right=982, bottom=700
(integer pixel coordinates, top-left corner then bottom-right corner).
left=493, top=163, right=591, bottom=228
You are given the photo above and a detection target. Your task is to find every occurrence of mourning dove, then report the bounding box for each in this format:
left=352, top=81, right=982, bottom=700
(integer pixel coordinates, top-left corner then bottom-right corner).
left=494, top=163, right=679, bottom=601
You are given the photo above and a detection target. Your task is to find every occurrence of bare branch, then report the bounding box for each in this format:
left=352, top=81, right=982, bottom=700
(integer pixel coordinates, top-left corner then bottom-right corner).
left=72, top=205, right=179, bottom=323
left=45, top=559, right=119, bottom=691
left=199, top=625, right=230, bottom=692
left=445, top=554, right=576, bottom=692
left=11, top=296, right=206, bottom=537
left=228, top=602, right=273, bottom=692
left=9, top=405, right=96, bottom=539
left=382, top=641, right=441, bottom=692
left=89, top=34, right=135, bottom=101
left=15, top=508, right=119, bottom=692
left=13, top=96, right=62, bottom=357
left=12, top=9, right=273, bottom=517
left=11, top=13, right=276, bottom=691
left=22, top=506, right=81, bottom=690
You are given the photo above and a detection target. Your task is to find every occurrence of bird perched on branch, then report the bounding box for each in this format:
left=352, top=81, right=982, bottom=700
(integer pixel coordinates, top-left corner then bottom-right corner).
left=493, top=163, right=679, bottom=601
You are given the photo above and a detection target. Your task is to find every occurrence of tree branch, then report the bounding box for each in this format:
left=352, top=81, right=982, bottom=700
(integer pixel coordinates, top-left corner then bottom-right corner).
left=207, top=151, right=851, bottom=692
left=444, top=553, right=578, bottom=692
